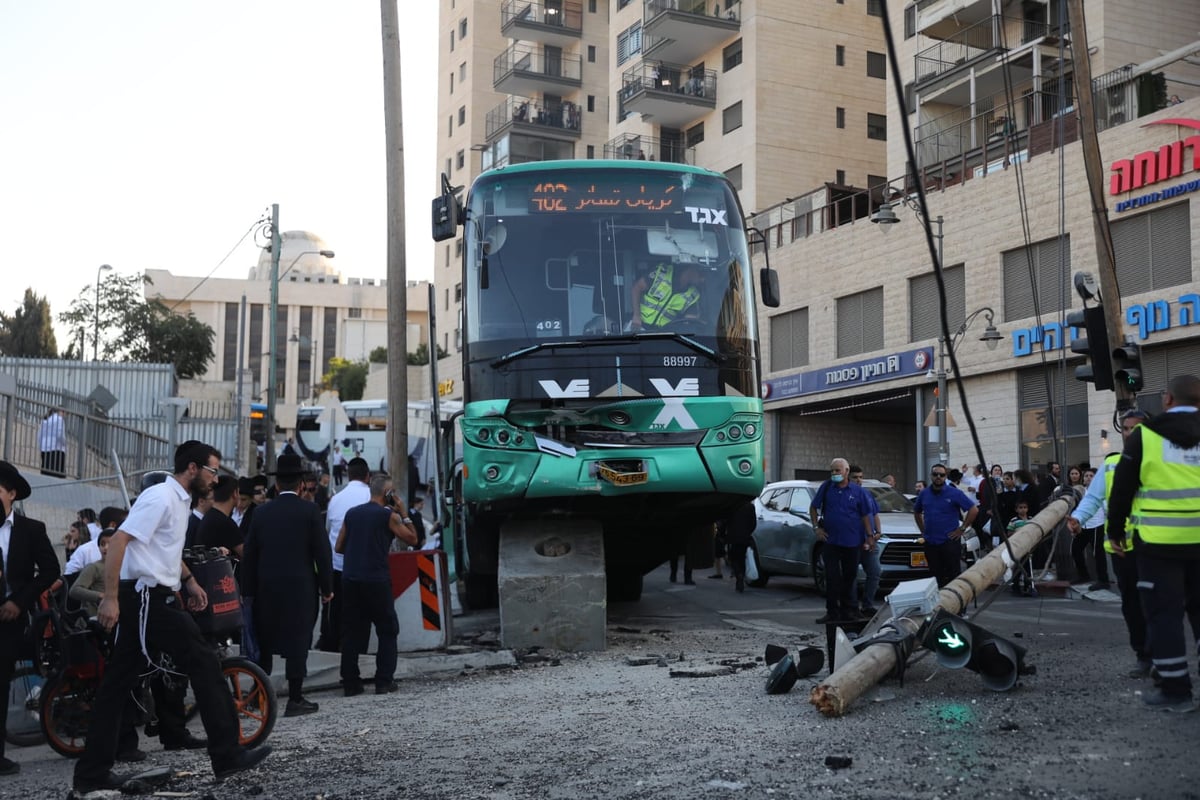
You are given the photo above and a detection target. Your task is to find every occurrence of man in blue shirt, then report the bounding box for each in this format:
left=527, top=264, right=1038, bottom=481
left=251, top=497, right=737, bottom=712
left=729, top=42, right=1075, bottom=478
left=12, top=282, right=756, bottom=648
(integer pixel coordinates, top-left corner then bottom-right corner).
left=810, top=458, right=873, bottom=623
left=849, top=465, right=882, bottom=615
left=913, top=464, right=978, bottom=587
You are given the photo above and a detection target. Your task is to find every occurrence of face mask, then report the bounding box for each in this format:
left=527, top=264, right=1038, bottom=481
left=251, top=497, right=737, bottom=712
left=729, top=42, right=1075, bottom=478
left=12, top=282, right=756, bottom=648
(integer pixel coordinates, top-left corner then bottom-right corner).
left=831, top=474, right=844, bottom=484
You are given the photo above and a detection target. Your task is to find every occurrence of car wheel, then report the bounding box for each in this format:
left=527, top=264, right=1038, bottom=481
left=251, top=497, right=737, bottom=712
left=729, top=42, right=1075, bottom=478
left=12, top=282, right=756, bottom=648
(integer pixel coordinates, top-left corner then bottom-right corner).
left=746, top=542, right=769, bottom=588
left=812, top=545, right=826, bottom=595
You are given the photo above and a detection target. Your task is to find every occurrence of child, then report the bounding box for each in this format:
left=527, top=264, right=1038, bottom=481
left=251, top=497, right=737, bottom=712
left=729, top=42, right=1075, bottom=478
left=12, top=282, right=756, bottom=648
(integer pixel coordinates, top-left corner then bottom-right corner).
left=1006, top=500, right=1036, bottom=596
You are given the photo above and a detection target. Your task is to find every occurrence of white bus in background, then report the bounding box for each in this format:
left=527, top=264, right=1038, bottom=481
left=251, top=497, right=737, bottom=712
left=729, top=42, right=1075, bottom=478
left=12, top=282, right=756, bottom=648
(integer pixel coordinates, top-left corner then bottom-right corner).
left=294, top=399, right=461, bottom=486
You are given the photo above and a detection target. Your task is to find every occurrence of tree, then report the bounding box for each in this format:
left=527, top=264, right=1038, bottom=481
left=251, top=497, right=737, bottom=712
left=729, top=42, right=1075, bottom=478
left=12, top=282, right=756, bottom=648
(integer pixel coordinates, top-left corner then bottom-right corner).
left=0, top=288, right=58, bottom=358
left=324, top=357, right=368, bottom=401
left=369, top=346, right=388, bottom=363
left=58, top=271, right=216, bottom=377
left=406, top=342, right=449, bottom=365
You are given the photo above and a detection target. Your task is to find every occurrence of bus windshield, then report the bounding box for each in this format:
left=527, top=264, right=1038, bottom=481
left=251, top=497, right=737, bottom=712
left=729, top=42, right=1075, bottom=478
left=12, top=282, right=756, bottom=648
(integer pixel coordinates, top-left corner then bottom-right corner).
left=463, top=166, right=758, bottom=376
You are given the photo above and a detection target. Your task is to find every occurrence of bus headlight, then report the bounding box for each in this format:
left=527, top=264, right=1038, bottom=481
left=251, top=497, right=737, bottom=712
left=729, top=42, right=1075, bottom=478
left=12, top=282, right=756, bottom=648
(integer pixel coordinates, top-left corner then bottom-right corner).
left=728, top=425, right=742, bottom=440
left=743, top=423, right=757, bottom=438
left=737, top=459, right=753, bottom=475
left=484, top=465, right=501, bottom=481
left=497, top=430, right=510, bottom=445
left=477, top=429, right=491, bottom=442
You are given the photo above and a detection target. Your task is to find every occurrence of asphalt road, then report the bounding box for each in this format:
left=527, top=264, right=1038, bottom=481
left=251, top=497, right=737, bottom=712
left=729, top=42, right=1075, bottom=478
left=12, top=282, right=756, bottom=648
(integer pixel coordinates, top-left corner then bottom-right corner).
left=6, top=565, right=1197, bottom=799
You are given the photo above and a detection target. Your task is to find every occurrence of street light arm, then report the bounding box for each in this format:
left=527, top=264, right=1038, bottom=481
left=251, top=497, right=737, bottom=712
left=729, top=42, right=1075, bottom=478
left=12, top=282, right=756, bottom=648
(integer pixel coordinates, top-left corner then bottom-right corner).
left=950, top=306, right=998, bottom=350
left=278, top=249, right=336, bottom=282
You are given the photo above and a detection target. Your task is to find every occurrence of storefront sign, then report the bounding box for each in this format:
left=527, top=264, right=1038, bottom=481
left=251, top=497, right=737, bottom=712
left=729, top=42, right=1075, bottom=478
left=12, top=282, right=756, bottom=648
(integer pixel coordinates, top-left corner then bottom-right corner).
left=763, top=347, right=933, bottom=401
left=1109, top=118, right=1200, bottom=212
left=1012, top=292, right=1200, bottom=357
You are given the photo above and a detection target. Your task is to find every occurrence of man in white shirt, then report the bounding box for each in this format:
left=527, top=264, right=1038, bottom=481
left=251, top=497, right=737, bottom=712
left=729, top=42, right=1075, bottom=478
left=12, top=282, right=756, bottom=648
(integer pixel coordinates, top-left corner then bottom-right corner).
left=38, top=408, right=67, bottom=477
left=317, top=457, right=370, bottom=652
left=72, top=442, right=271, bottom=794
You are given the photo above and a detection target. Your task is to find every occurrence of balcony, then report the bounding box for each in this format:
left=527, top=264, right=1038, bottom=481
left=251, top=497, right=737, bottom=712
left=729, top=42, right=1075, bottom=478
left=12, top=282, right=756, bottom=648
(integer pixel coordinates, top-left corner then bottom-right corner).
left=914, top=14, right=1067, bottom=91
left=501, top=0, right=583, bottom=48
left=494, top=44, right=583, bottom=96
left=485, top=95, right=582, bottom=143
left=618, top=60, right=716, bottom=128
left=603, top=132, right=695, bottom=164
left=643, top=0, right=740, bottom=65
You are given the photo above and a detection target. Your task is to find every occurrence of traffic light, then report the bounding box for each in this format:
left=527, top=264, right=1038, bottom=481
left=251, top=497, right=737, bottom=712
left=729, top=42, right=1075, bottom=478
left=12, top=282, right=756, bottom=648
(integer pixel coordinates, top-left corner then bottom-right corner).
left=1112, top=341, right=1144, bottom=393
left=1066, top=305, right=1114, bottom=391
left=921, top=609, right=1027, bottom=691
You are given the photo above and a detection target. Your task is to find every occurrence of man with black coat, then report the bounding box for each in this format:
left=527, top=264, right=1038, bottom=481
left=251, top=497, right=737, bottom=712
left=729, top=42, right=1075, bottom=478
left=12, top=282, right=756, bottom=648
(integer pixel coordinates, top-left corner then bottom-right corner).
left=723, top=499, right=758, bottom=593
left=0, top=460, right=60, bottom=777
left=241, top=454, right=333, bottom=718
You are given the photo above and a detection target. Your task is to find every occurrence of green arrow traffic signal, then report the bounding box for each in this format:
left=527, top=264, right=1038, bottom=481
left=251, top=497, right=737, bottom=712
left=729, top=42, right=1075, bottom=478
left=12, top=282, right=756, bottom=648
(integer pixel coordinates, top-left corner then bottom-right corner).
left=937, top=627, right=966, bottom=650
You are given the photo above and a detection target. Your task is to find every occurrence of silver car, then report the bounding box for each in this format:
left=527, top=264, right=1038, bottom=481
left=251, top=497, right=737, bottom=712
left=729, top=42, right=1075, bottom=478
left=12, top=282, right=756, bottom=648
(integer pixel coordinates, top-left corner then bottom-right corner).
left=747, top=479, right=932, bottom=593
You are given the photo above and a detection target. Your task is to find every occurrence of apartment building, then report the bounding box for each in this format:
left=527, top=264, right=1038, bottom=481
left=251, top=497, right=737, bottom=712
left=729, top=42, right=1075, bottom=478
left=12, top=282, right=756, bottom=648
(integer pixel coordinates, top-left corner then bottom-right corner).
left=433, top=0, right=891, bottom=400
left=755, top=0, right=1200, bottom=490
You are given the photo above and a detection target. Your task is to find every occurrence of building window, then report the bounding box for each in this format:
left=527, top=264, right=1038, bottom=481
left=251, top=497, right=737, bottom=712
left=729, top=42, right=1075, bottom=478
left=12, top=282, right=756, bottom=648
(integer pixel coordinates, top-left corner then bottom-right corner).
left=587, top=144, right=595, bottom=158
left=722, top=101, right=743, bottom=134
left=904, top=4, right=916, bottom=38
left=587, top=94, right=595, bottom=112
left=617, top=22, right=642, bottom=65
left=588, top=45, right=596, bottom=63
left=222, top=302, right=238, bottom=382
left=724, top=164, right=743, bottom=190
left=455, top=238, right=463, bottom=256
left=723, top=39, right=742, bottom=72
left=454, top=283, right=462, bottom=303
left=447, top=116, right=453, bottom=137
left=1113, top=202, right=1191, bottom=293
left=867, top=0, right=882, bottom=15
left=449, top=29, right=454, bottom=51
left=459, top=62, right=467, bottom=81
left=459, top=18, right=467, bottom=39
left=589, top=0, right=597, bottom=11
left=1019, top=365, right=1089, bottom=471
left=444, top=158, right=452, bottom=177
left=1003, top=236, right=1072, bottom=321
left=904, top=81, right=915, bottom=115
left=348, top=307, right=362, bottom=319
left=456, top=149, right=465, bottom=170
left=867, top=51, right=886, bottom=78
left=867, top=112, right=887, bottom=140
left=837, top=287, right=884, bottom=358
left=618, top=0, right=633, bottom=7
left=836, top=107, right=845, bottom=129
left=836, top=169, right=846, bottom=184
left=909, top=265, right=965, bottom=342
left=686, top=122, right=704, bottom=148
left=458, top=106, right=466, bottom=125
left=444, top=289, right=449, bottom=311
left=769, top=308, right=809, bottom=371
left=836, top=45, right=845, bottom=66
left=449, top=72, right=454, bottom=93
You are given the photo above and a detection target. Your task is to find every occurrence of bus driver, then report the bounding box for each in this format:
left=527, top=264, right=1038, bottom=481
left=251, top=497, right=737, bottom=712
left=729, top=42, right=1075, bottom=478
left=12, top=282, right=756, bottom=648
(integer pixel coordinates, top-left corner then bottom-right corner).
left=629, top=261, right=706, bottom=330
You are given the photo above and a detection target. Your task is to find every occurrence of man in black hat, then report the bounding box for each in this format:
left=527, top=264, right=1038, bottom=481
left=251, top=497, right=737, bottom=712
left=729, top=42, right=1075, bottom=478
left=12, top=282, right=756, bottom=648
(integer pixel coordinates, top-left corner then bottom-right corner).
left=241, top=453, right=333, bottom=717
left=0, top=460, right=59, bottom=777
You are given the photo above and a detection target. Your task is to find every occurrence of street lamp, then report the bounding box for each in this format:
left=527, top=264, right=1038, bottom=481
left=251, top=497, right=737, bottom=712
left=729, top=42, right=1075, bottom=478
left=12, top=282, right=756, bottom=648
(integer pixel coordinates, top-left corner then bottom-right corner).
left=93, top=263, right=113, bottom=360
left=870, top=199, right=1003, bottom=464
left=265, top=234, right=335, bottom=474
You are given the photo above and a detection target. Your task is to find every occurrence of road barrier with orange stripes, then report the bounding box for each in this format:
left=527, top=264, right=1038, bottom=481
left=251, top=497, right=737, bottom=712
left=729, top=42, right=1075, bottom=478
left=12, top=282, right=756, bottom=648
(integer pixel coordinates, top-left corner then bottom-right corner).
left=388, top=550, right=453, bottom=651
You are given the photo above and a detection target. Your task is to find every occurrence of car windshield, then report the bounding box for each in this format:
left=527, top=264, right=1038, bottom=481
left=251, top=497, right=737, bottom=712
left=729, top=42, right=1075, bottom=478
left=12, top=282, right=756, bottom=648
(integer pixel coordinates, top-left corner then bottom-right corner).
left=868, top=486, right=914, bottom=513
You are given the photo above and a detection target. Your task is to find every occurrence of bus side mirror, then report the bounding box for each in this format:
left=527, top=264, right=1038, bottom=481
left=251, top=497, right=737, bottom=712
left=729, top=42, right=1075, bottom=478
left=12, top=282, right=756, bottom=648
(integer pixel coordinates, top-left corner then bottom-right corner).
left=760, top=268, right=781, bottom=308
left=432, top=193, right=459, bottom=241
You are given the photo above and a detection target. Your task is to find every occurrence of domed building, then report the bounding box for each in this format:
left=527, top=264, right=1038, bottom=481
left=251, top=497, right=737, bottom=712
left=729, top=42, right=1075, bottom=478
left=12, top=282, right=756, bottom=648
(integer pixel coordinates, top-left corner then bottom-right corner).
left=247, top=231, right=339, bottom=282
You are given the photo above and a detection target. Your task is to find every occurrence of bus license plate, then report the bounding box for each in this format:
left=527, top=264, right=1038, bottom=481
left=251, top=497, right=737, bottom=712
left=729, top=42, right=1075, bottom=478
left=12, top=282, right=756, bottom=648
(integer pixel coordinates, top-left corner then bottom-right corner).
left=910, top=552, right=927, bottom=567
left=597, top=461, right=648, bottom=486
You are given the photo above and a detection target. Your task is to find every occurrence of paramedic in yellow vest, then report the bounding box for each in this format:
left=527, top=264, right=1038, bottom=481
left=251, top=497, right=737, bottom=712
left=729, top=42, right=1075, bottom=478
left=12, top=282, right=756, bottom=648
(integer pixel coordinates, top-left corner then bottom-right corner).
left=1067, top=408, right=1150, bottom=677
left=1107, top=374, right=1200, bottom=713
left=630, top=262, right=705, bottom=330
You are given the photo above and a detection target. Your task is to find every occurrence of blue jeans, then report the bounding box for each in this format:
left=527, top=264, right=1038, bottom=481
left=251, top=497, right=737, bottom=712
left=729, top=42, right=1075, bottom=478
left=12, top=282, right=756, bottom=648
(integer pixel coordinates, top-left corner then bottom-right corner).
left=859, top=543, right=881, bottom=609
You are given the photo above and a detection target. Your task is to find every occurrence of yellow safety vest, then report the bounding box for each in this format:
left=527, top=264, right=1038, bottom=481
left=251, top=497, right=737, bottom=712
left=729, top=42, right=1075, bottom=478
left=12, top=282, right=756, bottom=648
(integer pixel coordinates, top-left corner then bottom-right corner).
left=1128, top=426, right=1200, bottom=546
left=1101, top=452, right=1128, bottom=554
left=639, top=264, right=699, bottom=328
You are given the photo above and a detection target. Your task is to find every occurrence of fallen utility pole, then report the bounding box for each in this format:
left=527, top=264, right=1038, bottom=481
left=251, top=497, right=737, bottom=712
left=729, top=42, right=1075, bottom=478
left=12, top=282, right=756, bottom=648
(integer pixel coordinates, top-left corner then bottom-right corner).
left=810, top=492, right=1077, bottom=717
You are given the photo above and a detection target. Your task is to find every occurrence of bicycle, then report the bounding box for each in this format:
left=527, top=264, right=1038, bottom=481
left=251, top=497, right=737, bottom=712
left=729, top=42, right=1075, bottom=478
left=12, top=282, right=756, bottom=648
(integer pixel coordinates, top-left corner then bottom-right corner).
left=37, top=550, right=276, bottom=758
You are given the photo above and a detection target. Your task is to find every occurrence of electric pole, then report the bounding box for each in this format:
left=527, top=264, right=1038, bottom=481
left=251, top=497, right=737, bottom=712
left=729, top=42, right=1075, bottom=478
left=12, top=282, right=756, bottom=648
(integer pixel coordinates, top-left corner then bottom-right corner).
left=382, top=0, right=409, bottom=486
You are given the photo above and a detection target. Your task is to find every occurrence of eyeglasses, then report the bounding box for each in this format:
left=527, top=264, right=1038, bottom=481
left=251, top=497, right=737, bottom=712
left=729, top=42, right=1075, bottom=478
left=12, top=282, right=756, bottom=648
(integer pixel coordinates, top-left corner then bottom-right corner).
left=201, top=465, right=219, bottom=477
left=931, top=472, right=947, bottom=478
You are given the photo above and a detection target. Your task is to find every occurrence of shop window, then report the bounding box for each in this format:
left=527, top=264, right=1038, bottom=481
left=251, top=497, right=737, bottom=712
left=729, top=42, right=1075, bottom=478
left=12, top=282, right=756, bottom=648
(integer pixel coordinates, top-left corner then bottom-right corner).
left=1018, top=365, right=1089, bottom=472
left=770, top=308, right=809, bottom=371
left=836, top=287, right=884, bottom=358
left=1113, top=202, right=1192, bottom=294
left=908, top=265, right=965, bottom=342
left=1002, top=235, right=1072, bottom=322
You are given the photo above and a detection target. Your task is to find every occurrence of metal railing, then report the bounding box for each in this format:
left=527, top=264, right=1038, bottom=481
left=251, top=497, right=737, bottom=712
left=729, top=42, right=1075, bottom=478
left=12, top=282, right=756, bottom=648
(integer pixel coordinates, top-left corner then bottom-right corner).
left=619, top=60, right=717, bottom=100
left=501, top=0, right=583, bottom=32
left=603, top=133, right=695, bottom=164
left=485, top=95, right=583, bottom=140
left=494, top=44, right=583, bottom=84
left=914, top=15, right=1063, bottom=85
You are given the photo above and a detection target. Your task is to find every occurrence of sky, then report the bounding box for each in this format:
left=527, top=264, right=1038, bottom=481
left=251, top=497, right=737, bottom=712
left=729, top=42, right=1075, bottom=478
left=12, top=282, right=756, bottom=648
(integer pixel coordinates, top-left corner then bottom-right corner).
left=0, top=1, right=438, bottom=344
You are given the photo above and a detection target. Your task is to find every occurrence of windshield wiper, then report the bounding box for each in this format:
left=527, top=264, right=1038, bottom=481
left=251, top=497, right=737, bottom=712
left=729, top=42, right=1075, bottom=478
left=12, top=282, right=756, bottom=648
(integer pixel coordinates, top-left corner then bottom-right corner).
left=490, top=331, right=722, bottom=368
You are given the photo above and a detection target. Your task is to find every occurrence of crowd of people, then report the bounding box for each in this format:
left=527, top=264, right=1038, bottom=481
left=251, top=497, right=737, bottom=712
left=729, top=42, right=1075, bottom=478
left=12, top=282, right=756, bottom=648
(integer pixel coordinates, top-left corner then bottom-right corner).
left=0, top=440, right=442, bottom=790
